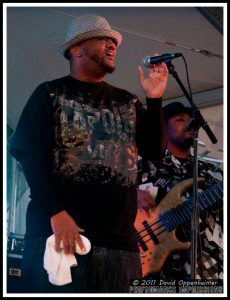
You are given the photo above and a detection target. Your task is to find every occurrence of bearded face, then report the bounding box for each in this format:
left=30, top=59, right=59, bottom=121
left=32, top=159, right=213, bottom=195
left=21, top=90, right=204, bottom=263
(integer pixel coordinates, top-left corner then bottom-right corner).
left=78, top=37, right=117, bottom=74
left=167, top=114, right=195, bottom=150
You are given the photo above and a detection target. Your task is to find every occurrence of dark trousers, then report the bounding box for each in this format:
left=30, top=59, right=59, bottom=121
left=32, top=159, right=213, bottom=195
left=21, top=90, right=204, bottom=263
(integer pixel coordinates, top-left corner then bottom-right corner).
left=19, top=237, right=142, bottom=293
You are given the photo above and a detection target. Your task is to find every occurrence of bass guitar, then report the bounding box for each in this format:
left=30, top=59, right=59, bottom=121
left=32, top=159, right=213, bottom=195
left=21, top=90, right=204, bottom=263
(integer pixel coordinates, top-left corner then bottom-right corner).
left=135, top=178, right=223, bottom=277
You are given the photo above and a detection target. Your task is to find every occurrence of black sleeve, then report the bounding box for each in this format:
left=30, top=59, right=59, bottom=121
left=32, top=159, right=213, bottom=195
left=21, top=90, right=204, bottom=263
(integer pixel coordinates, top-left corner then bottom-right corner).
left=9, top=83, right=54, bottom=160
left=9, top=83, right=65, bottom=217
left=135, top=97, right=167, bottom=161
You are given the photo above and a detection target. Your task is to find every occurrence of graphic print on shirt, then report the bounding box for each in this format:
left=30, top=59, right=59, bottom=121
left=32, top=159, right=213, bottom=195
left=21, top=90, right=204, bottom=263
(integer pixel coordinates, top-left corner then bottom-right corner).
left=52, top=93, right=138, bottom=186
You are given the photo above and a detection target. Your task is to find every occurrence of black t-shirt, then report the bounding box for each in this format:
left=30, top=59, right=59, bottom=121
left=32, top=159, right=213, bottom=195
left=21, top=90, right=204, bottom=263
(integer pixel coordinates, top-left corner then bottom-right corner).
left=9, top=75, right=164, bottom=252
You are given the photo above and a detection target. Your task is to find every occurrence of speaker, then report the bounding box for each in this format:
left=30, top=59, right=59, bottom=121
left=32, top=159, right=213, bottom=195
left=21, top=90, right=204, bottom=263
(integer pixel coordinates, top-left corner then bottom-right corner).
left=7, top=254, right=24, bottom=293
left=7, top=234, right=25, bottom=293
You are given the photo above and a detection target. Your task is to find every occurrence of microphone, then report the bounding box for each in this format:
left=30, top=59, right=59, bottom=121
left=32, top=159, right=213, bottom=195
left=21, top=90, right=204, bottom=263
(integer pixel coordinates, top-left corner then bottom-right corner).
left=185, top=118, right=200, bottom=131
left=142, top=53, right=182, bottom=67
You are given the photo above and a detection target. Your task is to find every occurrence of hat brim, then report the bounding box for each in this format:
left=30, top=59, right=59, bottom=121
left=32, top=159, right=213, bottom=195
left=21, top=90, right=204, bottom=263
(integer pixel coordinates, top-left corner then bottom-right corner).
left=164, top=106, right=193, bottom=120
left=59, top=28, right=122, bottom=59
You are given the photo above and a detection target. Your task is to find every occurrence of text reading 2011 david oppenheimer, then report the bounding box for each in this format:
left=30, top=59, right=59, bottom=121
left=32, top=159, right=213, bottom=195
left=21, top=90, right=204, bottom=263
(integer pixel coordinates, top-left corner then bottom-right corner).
left=130, top=279, right=221, bottom=286
left=129, top=279, right=223, bottom=293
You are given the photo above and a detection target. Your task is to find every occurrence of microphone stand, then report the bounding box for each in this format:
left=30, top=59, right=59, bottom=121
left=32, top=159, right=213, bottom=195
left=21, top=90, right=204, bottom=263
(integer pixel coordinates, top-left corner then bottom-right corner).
left=165, top=60, right=218, bottom=280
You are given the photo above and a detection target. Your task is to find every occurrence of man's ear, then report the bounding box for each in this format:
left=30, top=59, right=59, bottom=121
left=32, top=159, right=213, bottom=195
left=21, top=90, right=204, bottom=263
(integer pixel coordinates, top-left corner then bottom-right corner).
left=70, top=45, right=82, bottom=57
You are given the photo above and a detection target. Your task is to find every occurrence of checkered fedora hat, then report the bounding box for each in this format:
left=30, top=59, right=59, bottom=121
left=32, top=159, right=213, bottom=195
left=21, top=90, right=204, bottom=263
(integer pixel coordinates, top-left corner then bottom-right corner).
left=59, top=14, right=122, bottom=59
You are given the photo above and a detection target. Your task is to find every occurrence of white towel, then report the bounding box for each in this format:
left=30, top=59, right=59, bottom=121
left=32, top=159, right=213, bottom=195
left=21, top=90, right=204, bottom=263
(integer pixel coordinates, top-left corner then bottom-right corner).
left=43, top=234, right=91, bottom=286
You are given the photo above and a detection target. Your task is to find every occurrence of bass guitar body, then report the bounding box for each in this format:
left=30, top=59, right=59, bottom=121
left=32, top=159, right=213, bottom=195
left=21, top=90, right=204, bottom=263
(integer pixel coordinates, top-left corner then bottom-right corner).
left=135, top=178, right=205, bottom=277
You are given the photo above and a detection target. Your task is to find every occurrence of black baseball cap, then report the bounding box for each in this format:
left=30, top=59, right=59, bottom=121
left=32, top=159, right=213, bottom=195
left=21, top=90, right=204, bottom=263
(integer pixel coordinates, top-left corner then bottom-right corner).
left=163, top=102, right=193, bottom=120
